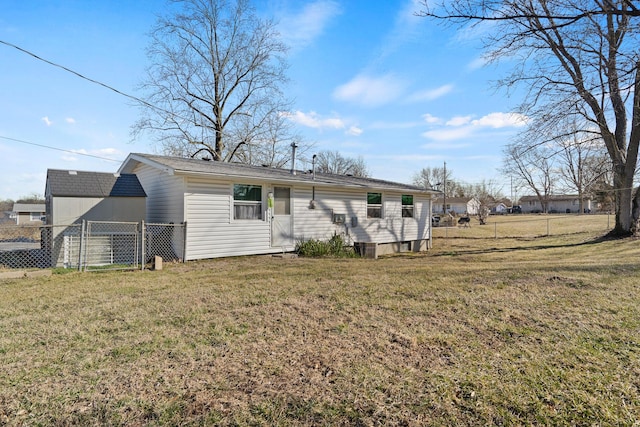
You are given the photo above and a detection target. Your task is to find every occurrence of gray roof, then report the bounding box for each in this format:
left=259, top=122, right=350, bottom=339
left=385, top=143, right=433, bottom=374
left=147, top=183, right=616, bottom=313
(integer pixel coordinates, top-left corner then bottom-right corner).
left=46, top=169, right=146, bottom=198
left=12, top=203, right=46, bottom=213
left=120, top=153, right=432, bottom=194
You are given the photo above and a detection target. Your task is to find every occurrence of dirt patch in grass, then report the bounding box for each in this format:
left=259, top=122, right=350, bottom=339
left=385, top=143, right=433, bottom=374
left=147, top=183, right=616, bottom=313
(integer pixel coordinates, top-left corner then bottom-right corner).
left=1, top=228, right=639, bottom=425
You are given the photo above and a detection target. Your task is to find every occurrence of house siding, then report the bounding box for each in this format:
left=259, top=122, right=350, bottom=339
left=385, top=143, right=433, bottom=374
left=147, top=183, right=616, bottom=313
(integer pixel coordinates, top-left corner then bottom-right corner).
left=133, top=164, right=185, bottom=224
left=120, top=154, right=434, bottom=260
left=294, top=187, right=430, bottom=245
left=184, top=177, right=271, bottom=260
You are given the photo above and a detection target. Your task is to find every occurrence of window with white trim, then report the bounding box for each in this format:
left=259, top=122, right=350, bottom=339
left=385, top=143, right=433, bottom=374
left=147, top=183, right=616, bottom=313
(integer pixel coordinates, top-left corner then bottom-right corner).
left=233, top=184, right=263, bottom=220
left=367, top=192, right=382, bottom=218
left=402, top=195, right=414, bottom=218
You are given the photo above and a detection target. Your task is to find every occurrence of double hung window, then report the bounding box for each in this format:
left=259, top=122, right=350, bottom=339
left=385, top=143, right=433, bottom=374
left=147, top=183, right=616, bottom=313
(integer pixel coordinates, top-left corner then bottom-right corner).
left=367, top=192, right=382, bottom=218
left=233, top=184, right=262, bottom=220
left=402, top=195, right=414, bottom=218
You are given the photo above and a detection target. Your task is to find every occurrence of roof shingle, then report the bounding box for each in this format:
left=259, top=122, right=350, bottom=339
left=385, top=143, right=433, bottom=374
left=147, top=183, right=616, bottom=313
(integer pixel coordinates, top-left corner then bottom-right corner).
left=46, top=169, right=146, bottom=198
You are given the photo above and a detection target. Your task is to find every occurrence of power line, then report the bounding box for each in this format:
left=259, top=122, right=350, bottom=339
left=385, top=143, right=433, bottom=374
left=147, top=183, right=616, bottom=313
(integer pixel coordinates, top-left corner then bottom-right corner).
left=0, top=135, right=123, bottom=163
left=0, top=39, right=171, bottom=118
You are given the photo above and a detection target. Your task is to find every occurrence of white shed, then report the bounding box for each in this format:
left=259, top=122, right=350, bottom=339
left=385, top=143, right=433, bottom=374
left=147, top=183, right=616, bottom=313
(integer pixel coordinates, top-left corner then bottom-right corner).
left=119, top=153, right=437, bottom=260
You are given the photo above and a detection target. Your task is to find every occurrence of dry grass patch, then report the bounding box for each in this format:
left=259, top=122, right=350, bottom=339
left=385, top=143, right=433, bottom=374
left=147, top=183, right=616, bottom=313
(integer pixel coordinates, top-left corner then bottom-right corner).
left=1, top=220, right=639, bottom=425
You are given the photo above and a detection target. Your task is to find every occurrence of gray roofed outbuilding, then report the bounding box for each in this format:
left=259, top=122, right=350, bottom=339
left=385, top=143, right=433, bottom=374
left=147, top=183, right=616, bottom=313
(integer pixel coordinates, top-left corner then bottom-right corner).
left=12, top=203, right=46, bottom=213
left=46, top=169, right=146, bottom=198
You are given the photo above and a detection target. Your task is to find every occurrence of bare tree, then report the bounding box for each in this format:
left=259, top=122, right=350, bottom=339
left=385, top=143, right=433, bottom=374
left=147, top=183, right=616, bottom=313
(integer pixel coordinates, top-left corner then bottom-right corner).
left=503, top=142, right=555, bottom=213
left=314, top=151, right=370, bottom=177
left=228, top=103, right=306, bottom=168
left=133, top=0, right=297, bottom=164
left=418, top=1, right=640, bottom=235
left=412, top=166, right=466, bottom=196
left=556, top=129, right=611, bottom=213
left=468, top=180, right=504, bottom=224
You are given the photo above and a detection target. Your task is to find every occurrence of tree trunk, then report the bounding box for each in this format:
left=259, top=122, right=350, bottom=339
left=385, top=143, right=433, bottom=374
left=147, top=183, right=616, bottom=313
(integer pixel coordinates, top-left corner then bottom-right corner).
left=631, top=186, right=640, bottom=235
left=612, top=165, right=634, bottom=235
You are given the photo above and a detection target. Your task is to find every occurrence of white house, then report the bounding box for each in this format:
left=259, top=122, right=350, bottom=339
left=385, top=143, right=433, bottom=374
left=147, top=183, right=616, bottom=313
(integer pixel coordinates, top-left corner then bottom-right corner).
left=519, top=195, right=592, bottom=214
left=118, top=153, right=437, bottom=260
left=432, top=196, right=480, bottom=216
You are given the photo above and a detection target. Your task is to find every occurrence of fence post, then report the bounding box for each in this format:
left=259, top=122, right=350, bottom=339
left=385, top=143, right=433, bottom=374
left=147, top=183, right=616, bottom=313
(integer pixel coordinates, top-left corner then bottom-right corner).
left=182, top=221, right=188, bottom=262
left=141, top=220, right=146, bottom=271
left=547, top=218, right=550, bottom=236
left=78, top=220, right=86, bottom=271
left=494, top=222, right=497, bottom=239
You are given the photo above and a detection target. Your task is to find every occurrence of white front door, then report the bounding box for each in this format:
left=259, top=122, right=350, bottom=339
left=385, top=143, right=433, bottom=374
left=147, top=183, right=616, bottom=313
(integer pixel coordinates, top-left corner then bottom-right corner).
left=271, top=187, right=293, bottom=247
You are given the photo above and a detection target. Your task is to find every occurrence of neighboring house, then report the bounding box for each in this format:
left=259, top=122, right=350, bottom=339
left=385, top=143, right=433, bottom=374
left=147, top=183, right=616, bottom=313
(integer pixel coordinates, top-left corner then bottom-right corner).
left=44, top=169, right=147, bottom=266
left=10, top=203, right=46, bottom=225
left=519, top=195, right=592, bottom=213
left=432, top=197, right=480, bottom=216
left=491, top=202, right=508, bottom=215
left=118, top=153, right=437, bottom=260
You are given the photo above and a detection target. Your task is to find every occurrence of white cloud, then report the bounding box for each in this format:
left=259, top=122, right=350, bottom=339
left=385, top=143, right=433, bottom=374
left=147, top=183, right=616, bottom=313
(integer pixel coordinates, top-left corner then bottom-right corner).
left=65, top=117, right=76, bottom=124
left=421, top=141, right=473, bottom=150
left=422, top=113, right=441, bottom=124
left=408, top=84, right=454, bottom=102
left=471, top=112, right=528, bottom=128
left=283, top=111, right=346, bottom=130
left=62, top=147, right=124, bottom=162
left=278, top=1, right=341, bottom=50
left=422, top=112, right=528, bottom=142
left=41, top=116, right=53, bottom=126
left=376, top=0, right=424, bottom=60
left=370, top=120, right=422, bottom=130
left=346, top=126, right=363, bottom=136
left=467, top=55, right=489, bottom=70
left=446, top=115, right=472, bottom=126
left=333, top=74, right=407, bottom=107
left=422, top=127, right=474, bottom=141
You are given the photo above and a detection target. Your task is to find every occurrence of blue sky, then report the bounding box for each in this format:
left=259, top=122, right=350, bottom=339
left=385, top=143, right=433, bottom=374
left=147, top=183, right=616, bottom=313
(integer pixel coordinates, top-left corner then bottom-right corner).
left=0, top=0, right=527, bottom=200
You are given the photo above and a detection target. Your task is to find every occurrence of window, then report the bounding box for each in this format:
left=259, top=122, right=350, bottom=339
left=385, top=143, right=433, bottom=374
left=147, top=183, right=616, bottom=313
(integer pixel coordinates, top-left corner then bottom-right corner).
left=273, top=187, right=290, bottom=215
left=233, top=184, right=262, bottom=220
left=30, top=212, right=44, bottom=222
left=367, top=192, right=382, bottom=218
left=402, top=195, right=414, bottom=218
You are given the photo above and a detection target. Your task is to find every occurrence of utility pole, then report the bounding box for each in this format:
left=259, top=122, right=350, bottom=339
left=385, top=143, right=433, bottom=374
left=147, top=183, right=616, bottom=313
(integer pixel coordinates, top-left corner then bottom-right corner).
left=442, top=161, right=447, bottom=214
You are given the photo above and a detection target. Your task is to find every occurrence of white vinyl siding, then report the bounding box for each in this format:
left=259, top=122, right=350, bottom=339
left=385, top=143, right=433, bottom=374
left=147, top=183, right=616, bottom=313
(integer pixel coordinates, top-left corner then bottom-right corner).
left=184, top=177, right=270, bottom=260
left=293, top=188, right=430, bottom=245
left=133, top=164, right=185, bottom=224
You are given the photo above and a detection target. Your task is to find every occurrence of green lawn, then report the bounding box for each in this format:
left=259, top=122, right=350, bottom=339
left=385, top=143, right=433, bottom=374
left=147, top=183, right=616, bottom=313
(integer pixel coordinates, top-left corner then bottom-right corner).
left=0, top=215, right=638, bottom=425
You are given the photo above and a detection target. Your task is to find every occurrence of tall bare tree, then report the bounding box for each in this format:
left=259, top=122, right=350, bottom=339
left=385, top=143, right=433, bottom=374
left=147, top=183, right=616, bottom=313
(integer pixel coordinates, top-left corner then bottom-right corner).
left=412, top=166, right=466, bottom=196
left=133, top=0, right=295, bottom=164
left=468, top=179, right=504, bottom=224
left=419, top=0, right=640, bottom=234
left=503, top=142, right=555, bottom=213
left=314, top=151, right=370, bottom=177
left=556, top=128, right=611, bottom=213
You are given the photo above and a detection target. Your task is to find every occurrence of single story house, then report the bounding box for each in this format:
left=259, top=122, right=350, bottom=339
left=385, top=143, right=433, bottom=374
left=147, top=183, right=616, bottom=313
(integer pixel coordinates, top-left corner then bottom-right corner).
left=10, top=203, right=46, bottom=225
left=491, top=202, right=508, bottom=215
left=519, top=195, right=592, bottom=214
left=118, top=153, right=437, bottom=260
left=44, top=169, right=147, bottom=267
left=432, top=196, right=480, bottom=216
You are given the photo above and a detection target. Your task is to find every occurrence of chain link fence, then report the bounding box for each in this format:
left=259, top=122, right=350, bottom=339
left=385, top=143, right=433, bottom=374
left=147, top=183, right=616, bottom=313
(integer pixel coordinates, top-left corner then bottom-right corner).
left=0, top=221, right=186, bottom=271
left=431, top=214, right=613, bottom=240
